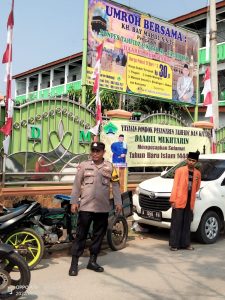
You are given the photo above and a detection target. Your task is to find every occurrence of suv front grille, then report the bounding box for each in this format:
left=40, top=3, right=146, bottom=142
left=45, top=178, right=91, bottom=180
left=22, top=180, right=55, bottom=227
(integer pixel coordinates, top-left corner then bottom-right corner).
left=139, top=193, right=170, bottom=211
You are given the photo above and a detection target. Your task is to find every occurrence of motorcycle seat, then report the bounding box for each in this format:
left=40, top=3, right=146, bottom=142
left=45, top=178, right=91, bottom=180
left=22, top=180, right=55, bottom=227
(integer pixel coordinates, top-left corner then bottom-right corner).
left=0, top=204, right=29, bottom=223
left=42, top=208, right=66, bottom=216
left=54, top=194, right=71, bottom=202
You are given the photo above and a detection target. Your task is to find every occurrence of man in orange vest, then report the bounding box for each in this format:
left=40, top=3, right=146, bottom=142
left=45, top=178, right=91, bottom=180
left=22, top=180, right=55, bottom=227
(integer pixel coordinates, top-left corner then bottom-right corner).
left=169, top=151, right=201, bottom=251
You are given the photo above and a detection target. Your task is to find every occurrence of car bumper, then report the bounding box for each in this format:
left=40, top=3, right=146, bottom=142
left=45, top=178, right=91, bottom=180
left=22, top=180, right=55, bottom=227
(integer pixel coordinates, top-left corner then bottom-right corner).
left=133, top=211, right=171, bottom=229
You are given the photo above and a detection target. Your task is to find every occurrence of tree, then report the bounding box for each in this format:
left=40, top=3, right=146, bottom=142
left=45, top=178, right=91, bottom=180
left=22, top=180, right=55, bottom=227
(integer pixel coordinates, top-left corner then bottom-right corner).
left=67, top=86, right=119, bottom=111
left=125, top=96, right=189, bottom=119
left=67, top=86, right=190, bottom=120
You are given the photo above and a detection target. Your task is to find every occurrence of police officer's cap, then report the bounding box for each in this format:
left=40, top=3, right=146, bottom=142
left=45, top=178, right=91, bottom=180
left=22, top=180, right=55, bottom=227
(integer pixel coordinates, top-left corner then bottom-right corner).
left=90, top=142, right=105, bottom=151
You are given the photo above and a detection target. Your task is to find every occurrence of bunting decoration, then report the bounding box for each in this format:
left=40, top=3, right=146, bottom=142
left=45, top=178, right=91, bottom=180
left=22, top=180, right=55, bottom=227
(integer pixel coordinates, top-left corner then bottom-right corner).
left=202, top=67, right=213, bottom=120
left=0, top=0, right=14, bottom=154
left=89, top=43, right=103, bottom=137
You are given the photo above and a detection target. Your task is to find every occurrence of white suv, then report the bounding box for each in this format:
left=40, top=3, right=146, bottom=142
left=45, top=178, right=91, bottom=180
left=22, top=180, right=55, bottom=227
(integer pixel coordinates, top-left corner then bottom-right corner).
left=133, top=153, right=225, bottom=244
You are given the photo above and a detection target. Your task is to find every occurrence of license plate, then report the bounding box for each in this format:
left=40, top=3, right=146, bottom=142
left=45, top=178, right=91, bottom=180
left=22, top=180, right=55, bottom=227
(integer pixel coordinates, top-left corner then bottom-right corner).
left=141, top=209, right=162, bottom=221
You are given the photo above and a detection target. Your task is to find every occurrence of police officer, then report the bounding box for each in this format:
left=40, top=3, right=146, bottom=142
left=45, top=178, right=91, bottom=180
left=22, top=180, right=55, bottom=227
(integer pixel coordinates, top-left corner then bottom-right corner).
left=69, top=142, right=122, bottom=276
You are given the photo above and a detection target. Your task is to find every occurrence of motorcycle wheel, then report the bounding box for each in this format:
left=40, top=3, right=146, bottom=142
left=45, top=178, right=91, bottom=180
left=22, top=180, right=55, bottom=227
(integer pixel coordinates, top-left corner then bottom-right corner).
left=5, top=228, right=44, bottom=270
left=0, top=251, right=31, bottom=300
left=107, top=215, right=128, bottom=251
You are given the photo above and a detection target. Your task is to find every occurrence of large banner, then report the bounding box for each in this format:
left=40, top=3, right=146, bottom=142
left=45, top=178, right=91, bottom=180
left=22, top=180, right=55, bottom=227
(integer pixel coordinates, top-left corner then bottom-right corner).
left=101, top=121, right=211, bottom=167
left=87, top=0, right=199, bottom=105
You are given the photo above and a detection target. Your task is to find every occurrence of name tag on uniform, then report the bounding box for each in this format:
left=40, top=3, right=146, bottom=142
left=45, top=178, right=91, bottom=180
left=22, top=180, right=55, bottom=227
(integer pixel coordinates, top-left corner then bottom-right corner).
left=103, top=178, right=109, bottom=184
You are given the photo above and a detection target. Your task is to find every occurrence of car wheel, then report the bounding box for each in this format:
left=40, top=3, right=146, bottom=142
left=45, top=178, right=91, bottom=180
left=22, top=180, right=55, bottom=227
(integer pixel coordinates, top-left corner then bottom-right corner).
left=196, top=211, right=221, bottom=244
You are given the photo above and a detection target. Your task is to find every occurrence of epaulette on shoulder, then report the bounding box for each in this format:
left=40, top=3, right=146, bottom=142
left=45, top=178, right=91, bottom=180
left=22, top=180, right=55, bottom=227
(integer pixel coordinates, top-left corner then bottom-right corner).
left=105, top=160, right=113, bottom=166
left=77, top=160, right=89, bottom=169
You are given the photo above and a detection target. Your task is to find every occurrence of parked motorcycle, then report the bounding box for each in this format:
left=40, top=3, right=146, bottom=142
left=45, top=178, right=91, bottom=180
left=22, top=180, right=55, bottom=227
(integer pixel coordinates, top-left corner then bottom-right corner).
left=0, top=241, right=31, bottom=300
left=53, top=192, right=132, bottom=251
left=0, top=191, right=133, bottom=270
left=0, top=202, right=44, bottom=269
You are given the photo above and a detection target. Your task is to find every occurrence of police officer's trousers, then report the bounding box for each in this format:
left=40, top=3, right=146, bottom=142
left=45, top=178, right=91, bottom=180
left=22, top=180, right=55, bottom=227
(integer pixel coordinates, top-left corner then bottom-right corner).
left=72, top=211, right=108, bottom=258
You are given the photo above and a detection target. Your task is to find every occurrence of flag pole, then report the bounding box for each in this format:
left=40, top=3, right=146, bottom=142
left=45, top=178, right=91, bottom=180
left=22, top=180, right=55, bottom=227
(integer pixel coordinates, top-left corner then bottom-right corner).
left=205, top=0, right=210, bottom=62
left=89, top=42, right=104, bottom=141
left=0, top=0, right=14, bottom=155
left=210, top=0, right=219, bottom=129
left=81, top=0, right=89, bottom=106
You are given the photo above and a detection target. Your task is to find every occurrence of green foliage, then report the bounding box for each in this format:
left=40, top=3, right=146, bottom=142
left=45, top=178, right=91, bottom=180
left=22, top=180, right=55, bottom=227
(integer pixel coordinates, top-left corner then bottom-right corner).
left=100, top=89, right=119, bottom=111
left=67, top=87, right=81, bottom=101
left=67, top=86, right=119, bottom=111
left=67, top=86, right=188, bottom=118
left=125, top=96, right=188, bottom=118
left=85, top=86, right=119, bottom=111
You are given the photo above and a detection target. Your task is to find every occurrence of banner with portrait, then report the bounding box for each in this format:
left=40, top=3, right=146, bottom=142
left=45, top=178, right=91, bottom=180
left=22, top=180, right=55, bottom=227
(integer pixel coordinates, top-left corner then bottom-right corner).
left=87, top=0, right=199, bottom=105
left=101, top=121, right=211, bottom=167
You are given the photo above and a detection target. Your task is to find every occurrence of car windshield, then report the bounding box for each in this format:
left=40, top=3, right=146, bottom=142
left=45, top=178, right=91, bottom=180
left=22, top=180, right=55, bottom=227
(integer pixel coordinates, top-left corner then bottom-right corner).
left=161, top=159, right=225, bottom=181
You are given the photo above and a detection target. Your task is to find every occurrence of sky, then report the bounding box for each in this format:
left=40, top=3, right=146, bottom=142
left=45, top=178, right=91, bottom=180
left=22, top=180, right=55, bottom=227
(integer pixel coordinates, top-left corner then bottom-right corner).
left=0, top=0, right=221, bottom=95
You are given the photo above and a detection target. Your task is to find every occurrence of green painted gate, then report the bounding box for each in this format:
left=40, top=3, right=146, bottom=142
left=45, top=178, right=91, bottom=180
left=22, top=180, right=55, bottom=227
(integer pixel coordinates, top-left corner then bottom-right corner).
left=216, top=127, right=225, bottom=153
left=139, top=110, right=188, bottom=126
left=0, top=98, right=95, bottom=187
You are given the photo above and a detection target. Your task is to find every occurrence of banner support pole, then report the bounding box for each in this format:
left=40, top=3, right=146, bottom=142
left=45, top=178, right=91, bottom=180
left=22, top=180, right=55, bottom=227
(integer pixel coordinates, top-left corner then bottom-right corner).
left=81, top=0, right=89, bottom=106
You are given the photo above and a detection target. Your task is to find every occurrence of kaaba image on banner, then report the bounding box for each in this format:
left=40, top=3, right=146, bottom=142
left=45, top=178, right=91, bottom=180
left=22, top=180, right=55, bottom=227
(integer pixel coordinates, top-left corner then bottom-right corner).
left=91, top=15, right=107, bottom=34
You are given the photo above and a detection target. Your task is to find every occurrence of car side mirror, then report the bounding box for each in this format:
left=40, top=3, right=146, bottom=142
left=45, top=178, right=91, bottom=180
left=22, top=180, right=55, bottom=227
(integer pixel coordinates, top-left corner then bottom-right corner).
left=160, top=170, right=167, bottom=176
left=221, top=178, right=225, bottom=186
left=161, top=167, right=169, bottom=176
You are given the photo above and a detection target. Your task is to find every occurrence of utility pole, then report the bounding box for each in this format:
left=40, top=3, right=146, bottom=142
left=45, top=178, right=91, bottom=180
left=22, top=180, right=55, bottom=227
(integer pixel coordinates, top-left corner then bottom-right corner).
left=210, top=0, right=219, bottom=128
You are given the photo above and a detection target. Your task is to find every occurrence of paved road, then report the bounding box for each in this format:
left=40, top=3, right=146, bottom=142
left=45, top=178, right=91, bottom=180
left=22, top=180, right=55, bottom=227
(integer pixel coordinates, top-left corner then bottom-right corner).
left=22, top=228, right=225, bottom=300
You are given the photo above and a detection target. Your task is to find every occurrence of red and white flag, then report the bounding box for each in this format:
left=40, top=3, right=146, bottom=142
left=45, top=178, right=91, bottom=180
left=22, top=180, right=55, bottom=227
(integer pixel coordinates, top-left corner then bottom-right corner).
left=202, top=67, right=213, bottom=120
left=0, top=0, right=14, bottom=154
left=89, top=43, right=103, bottom=137
left=201, top=67, right=216, bottom=153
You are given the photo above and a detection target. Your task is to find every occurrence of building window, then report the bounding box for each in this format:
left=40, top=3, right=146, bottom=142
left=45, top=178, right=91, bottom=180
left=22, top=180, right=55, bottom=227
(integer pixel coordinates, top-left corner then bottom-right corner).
left=72, top=75, right=77, bottom=81
left=33, top=85, right=38, bottom=91
left=60, top=77, right=65, bottom=84
left=47, top=81, right=50, bottom=88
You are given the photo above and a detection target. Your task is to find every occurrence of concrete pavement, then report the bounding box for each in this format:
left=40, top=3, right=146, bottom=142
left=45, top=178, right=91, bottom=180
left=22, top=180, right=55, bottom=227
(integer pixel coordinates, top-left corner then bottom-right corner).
left=23, top=229, right=225, bottom=300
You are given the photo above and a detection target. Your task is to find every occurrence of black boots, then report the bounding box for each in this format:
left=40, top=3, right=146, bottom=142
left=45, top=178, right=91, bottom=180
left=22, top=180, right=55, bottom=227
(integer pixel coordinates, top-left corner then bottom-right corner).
left=69, top=255, right=104, bottom=275
left=87, top=254, right=104, bottom=272
left=69, top=256, right=78, bottom=276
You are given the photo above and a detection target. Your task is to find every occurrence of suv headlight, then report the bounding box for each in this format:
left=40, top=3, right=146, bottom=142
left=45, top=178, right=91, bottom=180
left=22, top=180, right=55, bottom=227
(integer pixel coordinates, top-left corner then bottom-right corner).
left=132, top=186, right=139, bottom=212
left=134, top=186, right=139, bottom=196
